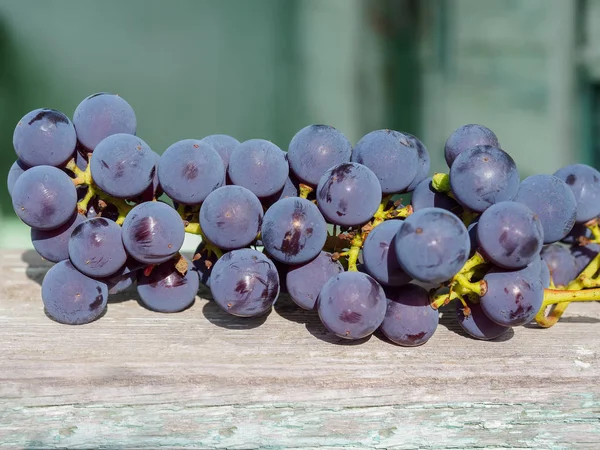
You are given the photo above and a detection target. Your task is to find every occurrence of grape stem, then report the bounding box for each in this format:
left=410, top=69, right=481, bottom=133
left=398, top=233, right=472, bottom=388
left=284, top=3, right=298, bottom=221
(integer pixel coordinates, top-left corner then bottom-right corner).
left=182, top=221, right=224, bottom=259
left=299, top=184, right=313, bottom=199
left=346, top=233, right=363, bottom=272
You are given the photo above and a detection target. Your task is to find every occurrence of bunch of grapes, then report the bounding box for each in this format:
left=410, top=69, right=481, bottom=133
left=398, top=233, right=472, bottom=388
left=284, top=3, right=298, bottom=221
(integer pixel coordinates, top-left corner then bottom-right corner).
left=8, top=93, right=600, bottom=345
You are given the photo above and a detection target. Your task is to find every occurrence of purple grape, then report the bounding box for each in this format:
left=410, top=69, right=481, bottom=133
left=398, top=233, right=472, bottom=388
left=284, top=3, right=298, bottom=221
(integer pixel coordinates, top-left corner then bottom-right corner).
left=41, top=260, right=108, bottom=325
left=394, top=208, right=470, bottom=284
left=192, top=242, right=219, bottom=288
left=158, top=139, right=225, bottom=205
left=11, top=165, right=77, bottom=230
left=380, top=284, right=439, bottom=346
left=540, top=243, right=579, bottom=287
left=410, top=177, right=462, bottom=214
left=514, top=174, right=577, bottom=243
left=286, top=251, right=344, bottom=310
left=444, top=124, right=499, bottom=167
left=90, top=133, right=155, bottom=199
left=262, top=173, right=300, bottom=208
left=73, top=92, right=137, bottom=152
left=362, top=220, right=412, bottom=286
left=571, top=243, right=600, bottom=273
left=351, top=129, right=419, bottom=194
left=261, top=197, right=327, bottom=265
left=137, top=257, right=199, bottom=313
left=456, top=302, right=510, bottom=341
left=554, top=164, right=600, bottom=223
left=68, top=218, right=127, bottom=278
left=317, top=271, right=387, bottom=339
left=540, top=261, right=551, bottom=288
left=31, top=212, right=86, bottom=263
left=13, top=108, right=76, bottom=167
left=199, top=185, right=263, bottom=250
left=210, top=249, right=280, bottom=317
left=75, top=145, right=89, bottom=171
left=103, top=257, right=146, bottom=295
left=450, top=145, right=519, bottom=213
left=200, top=134, right=240, bottom=170
left=316, top=162, right=382, bottom=227
left=287, top=124, right=353, bottom=187
left=477, top=201, right=544, bottom=269
left=405, top=133, right=431, bottom=192
left=122, top=201, right=185, bottom=264
left=7, top=160, right=29, bottom=196
left=227, top=139, right=289, bottom=198
left=108, top=274, right=136, bottom=295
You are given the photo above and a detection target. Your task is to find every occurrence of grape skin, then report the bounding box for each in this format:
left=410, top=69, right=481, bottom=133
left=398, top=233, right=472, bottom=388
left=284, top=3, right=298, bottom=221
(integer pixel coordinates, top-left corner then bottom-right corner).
left=286, top=251, right=344, bottom=310
left=571, top=243, right=600, bottom=273
left=317, top=271, right=387, bottom=339
left=380, top=284, right=439, bottom=346
left=261, top=197, right=328, bottom=265
left=456, top=301, right=510, bottom=341
left=554, top=164, right=600, bottom=223
left=444, top=124, right=499, bottom=168
left=540, top=243, right=579, bottom=287
left=42, top=260, right=108, bottom=325
left=405, top=133, right=431, bottom=192
left=31, top=213, right=86, bottom=263
left=411, top=177, right=462, bottom=214
left=7, top=160, right=29, bottom=196
left=11, top=165, right=77, bottom=230
left=200, top=134, right=240, bottom=170
left=103, top=257, right=146, bottom=295
left=362, top=220, right=412, bottom=286
left=210, top=249, right=280, bottom=317
left=261, top=174, right=300, bottom=208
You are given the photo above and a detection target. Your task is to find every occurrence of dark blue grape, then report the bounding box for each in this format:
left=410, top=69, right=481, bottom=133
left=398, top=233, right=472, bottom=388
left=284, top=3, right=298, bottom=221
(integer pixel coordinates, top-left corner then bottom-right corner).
left=571, top=243, right=600, bottom=273
left=362, top=220, right=412, bottom=286
left=287, top=124, right=352, bottom=187
left=541, top=244, right=579, bottom=287
left=554, top=164, right=600, bottom=223
left=41, top=260, right=108, bottom=325
left=192, top=241, right=219, bottom=288
left=515, top=174, right=577, bottom=243
left=200, top=134, right=240, bottom=170
left=394, top=208, right=470, bottom=284
left=380, top=284, right=438, bottom=346
left=31, top=213, right=86, bottom=263
left=68, top=217, right=127, bottom=278
left=158, top=139, right=225, bottom=205
left=199, top=185, right=263, bottom=250
left=317, top=271, right=387, bottom=339
left=210, top=249, right=280, bottom=317
left=11, top=165, right=77, bottom=230
left=261, top=197, right=327, bottom=265
left=13, top=108, right=76, bottom=167
left=456, top=301, right=510, bottom=340
left=122, top=201, right=185, bottom=264
left=73, top=92, right=137, bottom=152
left=286, top=251, right=344, bottom=310
left=137, top=257, right=199, bottom=313
left=444, top=124, right=499, bottom=167
left=227, top=139, right=289, bottom=198
left=450, top=145, right=519, bottom=213
left=477, top=201, right=544, bottom=269
left=410, top=177, right=462, bottom=214
left=316, top=162, right=382, bottom=226
left=405, top=133, right=431, bottom=192
left=90, top=133, right=155, bottom=199
left=351, top=130, right=419, bottom=194
left=7, top=160, right=29, bottom=196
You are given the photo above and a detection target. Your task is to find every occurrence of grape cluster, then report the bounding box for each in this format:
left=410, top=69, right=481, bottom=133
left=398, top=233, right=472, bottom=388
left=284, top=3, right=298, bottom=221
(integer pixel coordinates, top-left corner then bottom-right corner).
left=8, top=95, right=600, bottom=343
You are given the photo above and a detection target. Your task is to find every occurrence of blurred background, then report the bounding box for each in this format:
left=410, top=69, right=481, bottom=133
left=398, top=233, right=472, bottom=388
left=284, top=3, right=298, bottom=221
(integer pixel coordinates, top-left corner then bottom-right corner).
left=0, top=0, right=594, bottom=248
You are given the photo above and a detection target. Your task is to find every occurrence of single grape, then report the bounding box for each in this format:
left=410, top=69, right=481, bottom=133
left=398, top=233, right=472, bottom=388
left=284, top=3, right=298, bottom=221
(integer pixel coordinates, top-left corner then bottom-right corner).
left=227, top=139, right=289, bottom=198
left=287, top=124, right=352, bottom=187
left=450, top=145, right=519, bottom=213
left=444, top=124, right=499, bottom=167
left=158, top=139, right=225, bottom=205
left=122, top=201, right=185, bottom=264
left=41, top=260, right=108, bottom=325
left=68, top=217, right=127, bottom=278
left=210, top=249, right=280, bottom=317
left=351, top=129, right=419, bottom=194
left=200, top=134, right=240, bottom=170
left=137, top=257, right=199, bottom=313
left=103, top=257, right=146, bottom=295
left=554, top=164, right=600, bottom=223
left=394, top=208, right=470, bottom=284
left=286, top=251, right=344, bottom=310
left=410, top=177, right=462, bottom=214
left=11, top=165, right=77, bottom=230
left=31, top=212, right=86, bottom=263
left=477, top=201, right=544, bottom=269
left=317, top=271, right=387, bottom=339
left=261, top=197, right=327, bottom=265
left=571, top=243, right=600, bottom=273
left=380, top=284, right=439, bottom=346
left=362, top=220, right=412, bottom=286
left=540, top=243, right=579, bottom=287
left=90, top=133, right=155, bottom=199
left=405, top=133, right=431, bottom=192
left=456, top=301, right=510, bottom=341
left=13, top=108, right=76, bottom=167
left=7, top=160, right=29, bottom=196
left=514, top=174, right=577, bottom=243
left=199, top=185, right=263, bottom=250
left=192, top=241, right=219, bottom=288
left=316, top=162, right=382, bottom=227
left=73, top=92, right=137, bottom=152
left=262, top=173, right=300, bottom=208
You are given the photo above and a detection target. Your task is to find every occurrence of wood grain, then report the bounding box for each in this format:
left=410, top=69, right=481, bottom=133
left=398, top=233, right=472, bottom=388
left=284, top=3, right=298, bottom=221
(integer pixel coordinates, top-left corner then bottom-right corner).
left=1, top=249, right=600, bottom=449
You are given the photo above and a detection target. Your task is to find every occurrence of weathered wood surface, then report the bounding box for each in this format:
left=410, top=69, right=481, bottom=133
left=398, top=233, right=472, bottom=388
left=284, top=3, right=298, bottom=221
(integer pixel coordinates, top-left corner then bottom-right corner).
left=1, top=249, right=600, bottom=449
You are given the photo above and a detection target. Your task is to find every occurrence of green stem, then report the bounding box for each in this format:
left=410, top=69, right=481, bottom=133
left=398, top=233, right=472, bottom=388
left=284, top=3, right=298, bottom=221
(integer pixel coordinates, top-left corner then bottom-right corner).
left=347, top=233, right=363, bottom=272
left=431, top=173, right=450, bottom=193
left=299, top=184, right=313, bottom=199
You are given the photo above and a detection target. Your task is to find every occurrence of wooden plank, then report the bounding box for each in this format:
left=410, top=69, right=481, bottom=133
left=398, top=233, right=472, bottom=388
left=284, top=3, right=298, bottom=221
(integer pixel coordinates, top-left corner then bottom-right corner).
left=1, top=249, right=600, bottom=449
